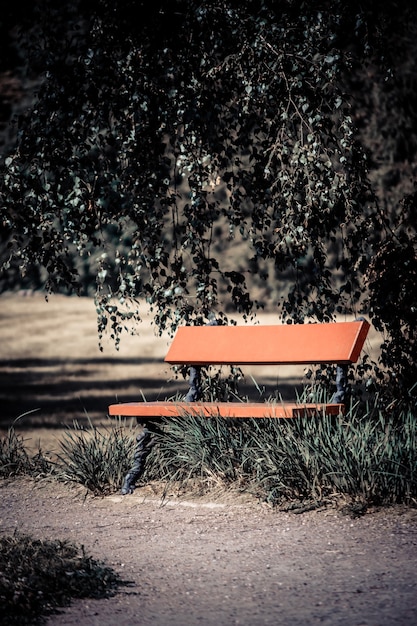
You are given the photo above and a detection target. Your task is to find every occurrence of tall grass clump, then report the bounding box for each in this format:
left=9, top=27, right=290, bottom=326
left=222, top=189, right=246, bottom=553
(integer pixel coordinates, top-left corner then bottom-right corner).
left=0, top=427, right=52, bottom=479
left=246, top=405, right=417, bottom=505
left=143, top=412, right=248, bottom=490
left=56, top=418, right=138, bottom=494
left=144, top=400, right=417, bottom=507
left=0, top=532, right=126, bottom=625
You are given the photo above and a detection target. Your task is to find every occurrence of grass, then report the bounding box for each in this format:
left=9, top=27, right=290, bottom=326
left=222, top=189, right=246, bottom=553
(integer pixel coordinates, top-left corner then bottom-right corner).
left=0, top=532, right=127, bottom=625
left=1, top=398, right=416, bottom=507
left=0, top=422, right=52, bottom=480
left=1, top=400, right=416, bottom=507
left=142, top=400, right=417, bottom=507
left=54, top=416, right=138, bottom=495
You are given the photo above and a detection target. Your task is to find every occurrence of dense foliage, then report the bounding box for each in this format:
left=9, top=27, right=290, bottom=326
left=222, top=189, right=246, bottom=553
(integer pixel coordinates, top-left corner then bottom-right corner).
left=1, top=0, right=417, bottom=400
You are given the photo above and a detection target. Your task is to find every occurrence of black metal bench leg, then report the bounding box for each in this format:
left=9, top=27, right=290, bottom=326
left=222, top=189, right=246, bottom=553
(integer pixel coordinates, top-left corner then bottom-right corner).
left=185, top=366, right=202, bottom=402
left=331, top=364, right=349, bottom=404
left=120, top=427, right=154, bottom=495
left=183, top=318, right=218, bottom=403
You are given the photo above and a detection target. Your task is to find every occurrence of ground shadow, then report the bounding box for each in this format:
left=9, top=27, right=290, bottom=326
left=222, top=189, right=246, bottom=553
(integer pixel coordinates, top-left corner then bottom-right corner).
left=0, top=356, right=303, bottom=431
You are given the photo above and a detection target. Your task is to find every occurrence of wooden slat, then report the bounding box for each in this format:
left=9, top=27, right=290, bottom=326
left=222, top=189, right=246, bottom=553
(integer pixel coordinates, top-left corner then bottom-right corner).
left=108, top=401, right=344, bottom=419
left=164, top=320, right=370, bottom=366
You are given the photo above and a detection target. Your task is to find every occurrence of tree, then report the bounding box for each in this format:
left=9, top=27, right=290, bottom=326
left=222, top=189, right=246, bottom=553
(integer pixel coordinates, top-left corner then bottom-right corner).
left=1, top=0, right=416, bottom=400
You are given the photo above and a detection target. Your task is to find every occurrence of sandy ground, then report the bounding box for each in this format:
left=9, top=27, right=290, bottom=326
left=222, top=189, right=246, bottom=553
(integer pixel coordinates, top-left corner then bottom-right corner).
left=3, top=293, right=415, bottom=626
left=1, top=477, right=417, bottom=626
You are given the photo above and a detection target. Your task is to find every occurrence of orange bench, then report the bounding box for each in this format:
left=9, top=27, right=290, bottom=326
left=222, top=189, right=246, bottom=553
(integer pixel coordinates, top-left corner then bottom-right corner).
left=109, top=319, right=370, bottom=420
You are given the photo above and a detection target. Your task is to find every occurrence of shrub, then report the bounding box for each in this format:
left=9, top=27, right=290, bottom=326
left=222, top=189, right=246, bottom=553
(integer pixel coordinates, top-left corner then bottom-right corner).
left=0, top=428, right=52, bottom=479
left=0, top=533, right=126, bottom=625
left=55, top=418, right=138, bottom=495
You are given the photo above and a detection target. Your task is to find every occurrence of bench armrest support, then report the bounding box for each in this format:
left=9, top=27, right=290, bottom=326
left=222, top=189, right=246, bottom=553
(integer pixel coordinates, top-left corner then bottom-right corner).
left=331, top=364, right=349, bottom=404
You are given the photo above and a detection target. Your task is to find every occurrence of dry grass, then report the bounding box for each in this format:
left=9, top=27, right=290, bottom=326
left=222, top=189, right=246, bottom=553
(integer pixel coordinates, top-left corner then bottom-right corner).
left=0, top=292, right=382, bottom=456
left=0, top=293, right=176, bottom=453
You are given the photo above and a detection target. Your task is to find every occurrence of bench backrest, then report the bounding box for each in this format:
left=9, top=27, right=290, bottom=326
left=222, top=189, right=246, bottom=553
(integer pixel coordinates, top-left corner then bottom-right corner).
left=164, top=320, right=370, bottom=366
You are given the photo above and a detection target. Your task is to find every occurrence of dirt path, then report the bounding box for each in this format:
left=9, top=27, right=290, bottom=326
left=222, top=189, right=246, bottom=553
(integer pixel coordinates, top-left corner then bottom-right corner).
left=1, top=477, right=416, bottom=626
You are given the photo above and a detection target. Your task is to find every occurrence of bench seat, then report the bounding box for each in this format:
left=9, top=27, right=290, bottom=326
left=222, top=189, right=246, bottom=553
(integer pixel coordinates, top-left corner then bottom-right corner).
left=108, top=400, right=344, bottom=419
